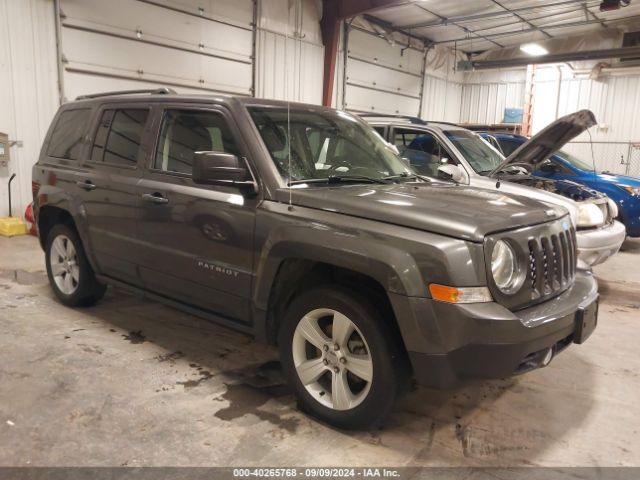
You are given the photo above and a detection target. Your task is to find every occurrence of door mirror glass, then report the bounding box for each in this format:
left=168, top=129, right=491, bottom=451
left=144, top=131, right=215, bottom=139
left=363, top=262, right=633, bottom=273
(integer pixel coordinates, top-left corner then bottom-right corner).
left=437, top=164, right=463, bottom=182
left=193, top=151, right=255, bottom=192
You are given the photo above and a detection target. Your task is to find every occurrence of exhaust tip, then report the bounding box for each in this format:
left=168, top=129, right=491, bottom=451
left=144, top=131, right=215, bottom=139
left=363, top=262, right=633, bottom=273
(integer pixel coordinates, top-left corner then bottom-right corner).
left=541, top=347, right=554, bottom=367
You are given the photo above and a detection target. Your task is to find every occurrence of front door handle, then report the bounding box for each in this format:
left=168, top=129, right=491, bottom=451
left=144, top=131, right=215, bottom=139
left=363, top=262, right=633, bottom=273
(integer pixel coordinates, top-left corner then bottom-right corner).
left=141, top=192, right=169, bottom=204
left=76, top=180, right=96, bottom=191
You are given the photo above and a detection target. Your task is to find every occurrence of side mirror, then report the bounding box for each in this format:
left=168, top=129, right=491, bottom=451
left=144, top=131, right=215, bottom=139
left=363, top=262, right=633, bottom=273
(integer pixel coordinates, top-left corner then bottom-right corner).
left=192, top=151, right=256, bottom=194
left=437, top=164, right=463, bottom=182
left=539, top=161, right=559, bottom=173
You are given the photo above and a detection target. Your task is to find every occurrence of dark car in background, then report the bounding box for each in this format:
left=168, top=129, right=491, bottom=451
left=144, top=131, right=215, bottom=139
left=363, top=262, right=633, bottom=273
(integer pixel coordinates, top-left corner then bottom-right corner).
left=481, top=132, right=640, bottom=237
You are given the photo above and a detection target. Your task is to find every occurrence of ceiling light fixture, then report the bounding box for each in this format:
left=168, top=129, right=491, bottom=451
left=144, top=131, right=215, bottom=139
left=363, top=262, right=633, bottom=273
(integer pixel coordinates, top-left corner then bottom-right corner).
left=520, top=43, right=549, bottom=56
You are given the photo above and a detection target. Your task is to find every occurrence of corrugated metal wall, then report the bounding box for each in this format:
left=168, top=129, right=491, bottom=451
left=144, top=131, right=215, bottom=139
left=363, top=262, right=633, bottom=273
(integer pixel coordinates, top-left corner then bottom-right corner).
left=0, top=0, right=58, bottom=218
left=422, top=74, right=462, bottom=122
left=533, top=66, right=640, bottom=174
left=459, top=69, right=526, bottom=124
left=255, top=0, right=323, bottom=104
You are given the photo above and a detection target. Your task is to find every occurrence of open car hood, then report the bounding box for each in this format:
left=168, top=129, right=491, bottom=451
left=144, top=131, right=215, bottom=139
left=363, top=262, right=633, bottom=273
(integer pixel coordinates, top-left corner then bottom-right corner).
left=489, top=109, right=597, bottom=177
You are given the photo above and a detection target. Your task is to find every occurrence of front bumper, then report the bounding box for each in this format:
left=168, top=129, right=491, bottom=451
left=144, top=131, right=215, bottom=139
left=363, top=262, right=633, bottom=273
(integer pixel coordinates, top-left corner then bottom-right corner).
left=391, top=271, right=598, bottom=389
left=576, top=220, right=626, bottom=269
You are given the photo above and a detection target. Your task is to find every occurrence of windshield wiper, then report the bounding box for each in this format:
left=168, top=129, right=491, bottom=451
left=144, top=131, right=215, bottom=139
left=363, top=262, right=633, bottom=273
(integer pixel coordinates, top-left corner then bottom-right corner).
left=288, top=175, right=390, bottom=186
left=383, top=172, right=431, bottom=183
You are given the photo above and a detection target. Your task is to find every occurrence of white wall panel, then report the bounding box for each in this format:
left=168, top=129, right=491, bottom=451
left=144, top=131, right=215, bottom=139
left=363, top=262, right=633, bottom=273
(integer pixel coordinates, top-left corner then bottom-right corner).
left=255, top=0, right=323, bottom=104
left=460, top=81, right=525, bottom=124
left=422, top=75, right=462, bottom=123
left=60, top=0, right=254, bottom=99
left=0, top=0, right=58, bottom=218
left=533, top=66, right=640, bottom=174
left=344, top=29, right=423, bottom=115
left=255, top=30, right=323, bottom=104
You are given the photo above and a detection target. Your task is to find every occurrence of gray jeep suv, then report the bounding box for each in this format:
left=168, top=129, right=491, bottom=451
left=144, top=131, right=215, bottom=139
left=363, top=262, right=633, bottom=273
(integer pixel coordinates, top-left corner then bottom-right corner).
left=32, top=89, right=598, bottom=429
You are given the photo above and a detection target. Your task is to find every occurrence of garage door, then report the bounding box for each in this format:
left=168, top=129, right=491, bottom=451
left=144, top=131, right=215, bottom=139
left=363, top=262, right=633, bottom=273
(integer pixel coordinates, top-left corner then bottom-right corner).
left=343, top=27, right=425, bottom=116
left=58, top=0, right=255, bottom=100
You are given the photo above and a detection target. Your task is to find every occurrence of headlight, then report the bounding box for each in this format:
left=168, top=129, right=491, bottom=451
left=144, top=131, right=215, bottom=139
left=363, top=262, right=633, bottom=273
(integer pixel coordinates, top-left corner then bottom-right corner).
left=577, top=203, right=604, bottom=228
left=617, top=184, right=640, bottom=196
left=607, top=198, right=618, bottom=219
left=491, top=240, right=519, bottom=293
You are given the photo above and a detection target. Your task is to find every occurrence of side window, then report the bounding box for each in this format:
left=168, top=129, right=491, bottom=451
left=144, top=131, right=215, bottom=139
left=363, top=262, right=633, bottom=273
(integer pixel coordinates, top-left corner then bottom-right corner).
left=47, top=109, right=92, bottom=160
left=90, top=108, right=149, bottom=167
left=393, top=131, right=418, bottom=152
left=154, top=109, right=239, bottom=175
left=394, top=129, right=452, bottom=178
left=497, top=139, right=521, bottom=157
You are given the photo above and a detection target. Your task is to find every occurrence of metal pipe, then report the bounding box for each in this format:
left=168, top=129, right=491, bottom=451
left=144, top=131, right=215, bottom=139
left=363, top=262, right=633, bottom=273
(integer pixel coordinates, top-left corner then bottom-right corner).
left=472, top=45, right=640, bottom=69
left=555, top=65, right=563, bottom=119
left=251, top=0, right=258, bottom=97
left=8, top=174, right=16, bottom=217
left=342, top=20, right=350, bottom=109
left=53, top=0, right=65, bottom=104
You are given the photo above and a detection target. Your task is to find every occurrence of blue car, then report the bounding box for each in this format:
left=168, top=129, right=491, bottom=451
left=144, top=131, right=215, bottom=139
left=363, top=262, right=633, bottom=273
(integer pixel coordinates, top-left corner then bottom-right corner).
left=481, top=132, right=640, bottom=237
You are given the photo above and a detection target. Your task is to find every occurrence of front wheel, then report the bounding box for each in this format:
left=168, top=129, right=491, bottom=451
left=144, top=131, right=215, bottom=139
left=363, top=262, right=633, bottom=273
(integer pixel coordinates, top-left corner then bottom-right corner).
left=278, top=286, right=406, bottom=429
left=45, top=224, right=106, bottom=307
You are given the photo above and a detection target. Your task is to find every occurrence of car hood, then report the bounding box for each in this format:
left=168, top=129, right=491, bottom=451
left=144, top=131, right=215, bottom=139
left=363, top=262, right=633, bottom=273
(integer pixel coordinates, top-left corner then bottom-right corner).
left=595, top=171, right=640, bottom=188
left=277, top=182, right=566, bottom=242
left=490, top=109, right=597, bottom=176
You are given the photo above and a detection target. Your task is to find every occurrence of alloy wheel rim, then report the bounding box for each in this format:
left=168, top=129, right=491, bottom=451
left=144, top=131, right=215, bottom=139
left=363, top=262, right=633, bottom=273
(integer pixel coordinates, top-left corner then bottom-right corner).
left=50, top=235, right=80, bottom=295
left=292, top=308, right=373, bottom=411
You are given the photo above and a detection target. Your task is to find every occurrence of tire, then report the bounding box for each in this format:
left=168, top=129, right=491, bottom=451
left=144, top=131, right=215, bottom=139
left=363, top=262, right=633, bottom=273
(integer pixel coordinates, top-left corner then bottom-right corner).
left=278, top=286, right=407, bottom=429
left=45, top=224, right=106, bottom=307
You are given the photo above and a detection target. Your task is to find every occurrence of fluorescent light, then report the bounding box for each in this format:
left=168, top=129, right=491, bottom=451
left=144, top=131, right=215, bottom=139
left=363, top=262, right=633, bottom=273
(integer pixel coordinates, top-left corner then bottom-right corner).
left=520, top=43, right=549, bottom=56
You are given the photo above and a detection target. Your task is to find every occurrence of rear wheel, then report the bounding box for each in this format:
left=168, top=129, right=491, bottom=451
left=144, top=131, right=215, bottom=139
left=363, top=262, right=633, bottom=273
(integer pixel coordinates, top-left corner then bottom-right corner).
left=45, top=224, right=106, bottom=307
left=278, top=286, right=406, bottom=429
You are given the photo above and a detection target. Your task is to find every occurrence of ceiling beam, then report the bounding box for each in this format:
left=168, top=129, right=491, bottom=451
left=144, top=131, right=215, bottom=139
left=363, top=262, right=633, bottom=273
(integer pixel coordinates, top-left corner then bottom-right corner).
left=471, top=45, right=640, bottom=69
left=396, top=0, right=594, bottom=30
left=432, top=14, right=640, bottom=46
left=415, top=4, right=505, bottom=48
left=490, top=0, right=553, bottom=38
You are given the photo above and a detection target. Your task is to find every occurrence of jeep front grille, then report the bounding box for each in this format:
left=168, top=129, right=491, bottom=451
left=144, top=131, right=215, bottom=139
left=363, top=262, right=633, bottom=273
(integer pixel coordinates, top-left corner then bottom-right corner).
left=527, top=227, right=576, bottom=300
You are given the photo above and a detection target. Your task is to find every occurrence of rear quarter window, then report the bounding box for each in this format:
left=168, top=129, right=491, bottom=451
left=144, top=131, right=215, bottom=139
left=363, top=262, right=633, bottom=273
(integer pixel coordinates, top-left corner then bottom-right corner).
left=47, top=108, right=91, bottom=160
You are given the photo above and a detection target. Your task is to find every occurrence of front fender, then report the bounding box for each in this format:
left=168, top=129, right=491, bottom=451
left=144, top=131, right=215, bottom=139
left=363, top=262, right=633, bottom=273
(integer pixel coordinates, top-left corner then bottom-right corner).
left=252, top=202, right=487, bottom=311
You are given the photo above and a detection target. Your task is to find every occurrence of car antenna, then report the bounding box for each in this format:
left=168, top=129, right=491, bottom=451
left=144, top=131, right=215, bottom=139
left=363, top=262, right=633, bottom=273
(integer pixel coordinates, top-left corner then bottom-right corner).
left=286, top=2, right=293, bottom=212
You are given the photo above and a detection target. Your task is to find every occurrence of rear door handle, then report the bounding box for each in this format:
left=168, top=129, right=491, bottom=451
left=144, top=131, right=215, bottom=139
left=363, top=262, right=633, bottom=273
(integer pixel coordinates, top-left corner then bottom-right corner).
left=76, top=180, right=96, bottom=191
left=141, top=192, right=169, bottom=204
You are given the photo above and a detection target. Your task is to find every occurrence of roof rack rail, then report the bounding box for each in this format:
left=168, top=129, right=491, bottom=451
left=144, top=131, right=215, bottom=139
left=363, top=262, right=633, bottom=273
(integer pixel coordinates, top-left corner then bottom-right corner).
left=75, top=87, right=177, bottom=101
left=357, top=113, right=427, bottom=125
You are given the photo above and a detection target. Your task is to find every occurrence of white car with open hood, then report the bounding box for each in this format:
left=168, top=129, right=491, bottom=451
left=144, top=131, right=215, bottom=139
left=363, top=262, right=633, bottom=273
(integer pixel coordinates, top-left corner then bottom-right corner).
left=366, top=110, right=626, bottom=269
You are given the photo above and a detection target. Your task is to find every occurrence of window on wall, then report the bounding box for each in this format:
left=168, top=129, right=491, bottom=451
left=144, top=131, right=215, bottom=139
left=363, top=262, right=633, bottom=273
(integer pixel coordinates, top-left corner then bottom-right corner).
left=47, top=109, right=91, bottom=160
left=154, top=110, right=239, bottom=175
left=90, top=109, right=149, bottom=167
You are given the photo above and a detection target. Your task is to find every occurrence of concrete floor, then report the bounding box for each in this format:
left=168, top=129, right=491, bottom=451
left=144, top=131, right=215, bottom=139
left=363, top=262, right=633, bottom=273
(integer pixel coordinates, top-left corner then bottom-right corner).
left=0, top=235, right=639, bottom=467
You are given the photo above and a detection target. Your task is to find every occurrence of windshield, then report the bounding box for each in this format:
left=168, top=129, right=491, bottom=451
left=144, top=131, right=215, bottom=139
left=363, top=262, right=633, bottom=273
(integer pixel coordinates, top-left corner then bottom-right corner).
left=554, top=149, right=593, bottom=171
left=444, top=130, right=504, bottom=174
left=248, top=107, right=412, bottom=184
